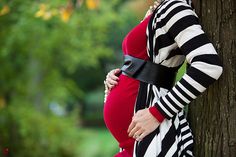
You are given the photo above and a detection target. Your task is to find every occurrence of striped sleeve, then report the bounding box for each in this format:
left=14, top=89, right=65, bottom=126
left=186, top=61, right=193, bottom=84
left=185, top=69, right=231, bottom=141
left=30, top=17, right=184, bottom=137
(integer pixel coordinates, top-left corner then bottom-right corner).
left=151, top=1, right=223, bottom=120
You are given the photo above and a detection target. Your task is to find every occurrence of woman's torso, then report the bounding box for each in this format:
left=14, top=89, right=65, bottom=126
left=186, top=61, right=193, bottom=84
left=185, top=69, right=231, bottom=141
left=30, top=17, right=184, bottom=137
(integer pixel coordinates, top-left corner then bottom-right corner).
left=103, top=15, right=151, bottom=151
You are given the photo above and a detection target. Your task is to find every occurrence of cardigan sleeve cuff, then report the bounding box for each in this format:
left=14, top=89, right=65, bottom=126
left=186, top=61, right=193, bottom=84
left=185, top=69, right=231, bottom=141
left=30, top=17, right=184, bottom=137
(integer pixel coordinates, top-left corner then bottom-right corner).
left=149, top=106, right=165, bottom=123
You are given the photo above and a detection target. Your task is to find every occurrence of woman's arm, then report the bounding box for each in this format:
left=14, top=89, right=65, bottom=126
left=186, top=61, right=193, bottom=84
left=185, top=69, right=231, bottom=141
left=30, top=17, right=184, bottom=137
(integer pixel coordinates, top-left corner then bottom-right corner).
left=128, top=0, right=223, bottom=141
left=149, top=0, right=223, bottom=121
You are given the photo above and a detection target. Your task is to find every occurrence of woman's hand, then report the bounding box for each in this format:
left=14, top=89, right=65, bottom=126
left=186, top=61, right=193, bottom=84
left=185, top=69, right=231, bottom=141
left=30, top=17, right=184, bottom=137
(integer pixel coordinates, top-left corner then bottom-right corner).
left=127, top=108, right=160, bottom=141
left=103, top=68, right=121, bottom=103
left=105, top=68, right=121, bottom=90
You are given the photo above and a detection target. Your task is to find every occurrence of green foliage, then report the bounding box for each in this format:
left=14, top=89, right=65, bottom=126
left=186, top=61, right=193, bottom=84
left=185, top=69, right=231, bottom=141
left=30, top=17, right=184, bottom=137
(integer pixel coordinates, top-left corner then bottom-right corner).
left=176, top=62, right=187, bottom=82
left=78, top=128, right=118, bottom=157
left=0, top=0, right=138, bottom=105
left=0, top=105, right=82, bottom=157
left=83, top=88, right=104, bottom=126
left=0, top=105, right=118, bottom=157
left=0, top=0, right=139, bottom=156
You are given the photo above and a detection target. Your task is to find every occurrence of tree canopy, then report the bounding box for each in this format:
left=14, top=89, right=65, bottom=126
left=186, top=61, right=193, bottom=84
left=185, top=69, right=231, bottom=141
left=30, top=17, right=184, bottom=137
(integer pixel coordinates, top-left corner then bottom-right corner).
left=0, top=0, right=141, bottom=156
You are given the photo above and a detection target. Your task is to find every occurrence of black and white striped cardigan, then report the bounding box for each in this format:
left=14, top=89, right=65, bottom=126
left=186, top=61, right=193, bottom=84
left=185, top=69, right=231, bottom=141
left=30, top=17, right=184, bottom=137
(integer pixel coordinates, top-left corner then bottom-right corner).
left=133, top=0, right=223, bottom=156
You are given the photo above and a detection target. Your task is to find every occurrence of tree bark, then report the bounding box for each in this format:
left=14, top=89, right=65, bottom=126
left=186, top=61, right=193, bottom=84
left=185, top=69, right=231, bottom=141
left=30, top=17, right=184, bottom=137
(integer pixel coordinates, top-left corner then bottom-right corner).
left=188, top=0, right=236, bottom=157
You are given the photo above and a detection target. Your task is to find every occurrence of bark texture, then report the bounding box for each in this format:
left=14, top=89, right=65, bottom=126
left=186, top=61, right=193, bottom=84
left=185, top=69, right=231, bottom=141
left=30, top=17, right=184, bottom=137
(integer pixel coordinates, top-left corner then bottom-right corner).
left=188, top=0, right=236, bottom=157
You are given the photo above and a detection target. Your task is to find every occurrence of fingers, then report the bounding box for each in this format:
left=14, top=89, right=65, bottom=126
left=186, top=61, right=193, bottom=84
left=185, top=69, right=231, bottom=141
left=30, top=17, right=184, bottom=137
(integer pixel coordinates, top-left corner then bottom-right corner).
left=114, top=68, right=121, bottom=75
left=136, top=132, right=148, bottom=141
left=106, top=77, right=118, bottom=86
left=128, top=121, right=146, bottom=141
left=127, top=111, right=143, bottom=135
left=132, top=128, right=144, bottom=139
left=128, top=125, right=141, bottom=137
left=127, top=120, right=136, bottom=133
left=127, top=111, right=143, bottom=132
left=105, top=69, right=120, bottom=90
left=109, top=74, right=119, bottom=82
left=127, top=109, right=161, bottom=141
left=106, top=84, right=114, bottom=90
left=108, top=69, right=120, bottom=81
left=128, top=114, right=142, bottom=137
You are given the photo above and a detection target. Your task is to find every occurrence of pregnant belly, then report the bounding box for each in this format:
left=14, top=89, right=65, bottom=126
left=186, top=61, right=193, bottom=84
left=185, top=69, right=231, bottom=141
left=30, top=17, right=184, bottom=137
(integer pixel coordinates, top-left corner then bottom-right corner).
left=103, top=74, right=139, bottom=145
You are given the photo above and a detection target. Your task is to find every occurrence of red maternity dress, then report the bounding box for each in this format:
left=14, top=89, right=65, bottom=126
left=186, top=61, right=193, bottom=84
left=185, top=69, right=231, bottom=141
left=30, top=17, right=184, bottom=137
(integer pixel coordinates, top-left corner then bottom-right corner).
left=104, top=15, right=153, bottom=157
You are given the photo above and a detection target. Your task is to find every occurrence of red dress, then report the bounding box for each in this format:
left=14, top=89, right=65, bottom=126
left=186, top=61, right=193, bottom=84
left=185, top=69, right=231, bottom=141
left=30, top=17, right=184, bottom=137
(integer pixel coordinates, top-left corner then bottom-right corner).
left=103, top=15, right=151, bottom=157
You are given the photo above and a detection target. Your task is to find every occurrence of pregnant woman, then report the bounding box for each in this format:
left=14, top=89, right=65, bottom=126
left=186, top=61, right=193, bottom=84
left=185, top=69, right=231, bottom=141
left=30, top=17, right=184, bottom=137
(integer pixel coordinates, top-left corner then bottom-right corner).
left=104, top=0, right=223, bottom=157
left=104, top=10, right=153, bottom=157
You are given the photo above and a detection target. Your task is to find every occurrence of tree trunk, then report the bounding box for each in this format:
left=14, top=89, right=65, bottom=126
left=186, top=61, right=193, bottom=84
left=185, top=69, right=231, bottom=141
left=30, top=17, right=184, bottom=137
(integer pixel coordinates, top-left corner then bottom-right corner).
left=188, top=0, right=236, bottom=157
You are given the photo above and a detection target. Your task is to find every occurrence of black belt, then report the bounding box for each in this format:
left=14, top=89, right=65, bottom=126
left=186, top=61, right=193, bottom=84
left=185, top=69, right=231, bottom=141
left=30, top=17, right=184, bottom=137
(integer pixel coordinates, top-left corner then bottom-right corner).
left=121, top=55, right=178, bottom=90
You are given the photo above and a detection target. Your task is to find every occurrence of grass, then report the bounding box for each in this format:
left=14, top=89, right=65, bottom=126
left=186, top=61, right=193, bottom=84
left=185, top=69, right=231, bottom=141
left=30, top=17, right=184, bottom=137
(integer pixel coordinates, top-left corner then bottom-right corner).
left=78, top=127, right=118, bottom=157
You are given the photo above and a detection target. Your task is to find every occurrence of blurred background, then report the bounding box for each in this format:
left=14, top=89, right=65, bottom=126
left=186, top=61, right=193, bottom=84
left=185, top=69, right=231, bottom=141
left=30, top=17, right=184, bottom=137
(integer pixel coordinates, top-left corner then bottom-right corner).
left=0, top=0, right=185, bottom=157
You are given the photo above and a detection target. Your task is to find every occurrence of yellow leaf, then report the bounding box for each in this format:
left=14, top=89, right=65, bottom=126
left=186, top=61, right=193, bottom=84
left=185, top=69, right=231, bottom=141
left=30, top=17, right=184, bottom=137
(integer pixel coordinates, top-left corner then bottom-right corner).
left=86, top=0, right=99, bottom=10
left=0, top=5, right=10, bottom=16
left=60, top=8, right=72, bottom=23
left=35, top=10, right=45, bottom=17
left=35, top=3, right=47, bottom=18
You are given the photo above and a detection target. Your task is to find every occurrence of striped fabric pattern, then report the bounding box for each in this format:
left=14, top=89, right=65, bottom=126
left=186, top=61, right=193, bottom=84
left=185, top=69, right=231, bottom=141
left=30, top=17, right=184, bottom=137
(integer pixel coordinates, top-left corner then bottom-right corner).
left=133, top=0, right=223, bottom=156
